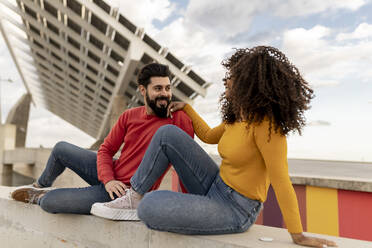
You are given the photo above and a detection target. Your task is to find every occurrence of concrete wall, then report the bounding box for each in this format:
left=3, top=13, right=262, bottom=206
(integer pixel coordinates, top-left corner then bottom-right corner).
left=0, top=124, right=16, bottom=174
left=3, top=147, right=173, bottom=190
left=5, top=93, right=31, bottom=148
left=3, top=148, right=372, bottom=244
left=0, top=186, right=370, bottom=248
left=256, top=184, right=372, bottom=242
left=3, top=148, right=89, bottom=188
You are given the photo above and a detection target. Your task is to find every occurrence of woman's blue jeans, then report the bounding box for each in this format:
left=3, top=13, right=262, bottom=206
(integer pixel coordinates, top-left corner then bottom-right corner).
left=132, top=125, right=262, bottom=235
left=36, top=141, right=111, bottom=214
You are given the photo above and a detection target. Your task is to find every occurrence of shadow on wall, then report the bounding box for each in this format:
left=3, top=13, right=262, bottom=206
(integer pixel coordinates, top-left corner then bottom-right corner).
left=0, top=169, right=34, bottom=186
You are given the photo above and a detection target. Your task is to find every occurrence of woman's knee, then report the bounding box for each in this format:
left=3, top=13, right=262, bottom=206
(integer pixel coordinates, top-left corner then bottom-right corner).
left=157, top=124, right=179, bottom=134
left=156, top=125, right=185, bottom=141
left=137, top=192, right=155, bottom=222
left=137, top=191, right=170, bottom=224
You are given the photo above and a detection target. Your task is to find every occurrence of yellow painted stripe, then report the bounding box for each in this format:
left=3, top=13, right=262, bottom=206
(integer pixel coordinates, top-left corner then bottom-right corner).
left=306, top=186, right=339, bottom=236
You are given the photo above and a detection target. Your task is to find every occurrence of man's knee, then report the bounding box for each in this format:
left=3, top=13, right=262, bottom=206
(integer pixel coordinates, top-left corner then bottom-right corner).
left=52, top=141, right=71, bottom=156
left=39, top=194, right=57, bottom=214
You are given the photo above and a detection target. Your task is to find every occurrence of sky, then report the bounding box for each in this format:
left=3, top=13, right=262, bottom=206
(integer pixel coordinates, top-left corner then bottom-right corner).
left=0, top=0, right=371, bottom=162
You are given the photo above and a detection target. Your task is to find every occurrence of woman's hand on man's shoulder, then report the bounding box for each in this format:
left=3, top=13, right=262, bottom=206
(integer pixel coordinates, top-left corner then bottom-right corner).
left=167, top=101, right=186, bottom=118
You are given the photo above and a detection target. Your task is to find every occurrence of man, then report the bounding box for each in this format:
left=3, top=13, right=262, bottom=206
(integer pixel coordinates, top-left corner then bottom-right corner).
left=11, top=63, right=194, bottom=215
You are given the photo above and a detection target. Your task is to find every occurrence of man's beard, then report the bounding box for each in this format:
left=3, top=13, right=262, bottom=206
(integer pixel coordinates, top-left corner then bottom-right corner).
left=146, top=93, right=171, bottom=118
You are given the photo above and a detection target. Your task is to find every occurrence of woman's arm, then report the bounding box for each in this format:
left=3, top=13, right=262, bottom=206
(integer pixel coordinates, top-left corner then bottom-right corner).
left=291, top=233, right=337, bottom=247
left=169, top=102, right=225, bottom=144
left=255, top=122, right=336, bottom=247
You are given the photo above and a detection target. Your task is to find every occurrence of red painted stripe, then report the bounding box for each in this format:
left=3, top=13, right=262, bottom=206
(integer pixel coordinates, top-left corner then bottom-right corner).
left=293, top=185, right=307, bottom=232
left=338, top=190, right=372, bottom=241
left=255, top=208, right=264, bottom=225
left=171, top=169, right=179, bottom=191
left=171, top=169, right=187, bottom=193
left=263, top=185, right=283, bottom=228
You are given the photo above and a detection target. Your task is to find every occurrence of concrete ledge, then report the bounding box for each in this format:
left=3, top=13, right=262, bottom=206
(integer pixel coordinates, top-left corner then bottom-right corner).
left=210, top=155, right=372, bottom=193
left=2, top=148, right=46, bottom=165
left=1, top=186, right=371, bottom=248
left=290, top=174, right=372, bottom=193
left=5, top=149, right=372, bottom=192
left=288, top=159, right=372, bottom=193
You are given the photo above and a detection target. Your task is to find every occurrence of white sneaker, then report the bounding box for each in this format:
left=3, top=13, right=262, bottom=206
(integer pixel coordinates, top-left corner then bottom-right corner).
left=90, top=188, right=141, bottom=221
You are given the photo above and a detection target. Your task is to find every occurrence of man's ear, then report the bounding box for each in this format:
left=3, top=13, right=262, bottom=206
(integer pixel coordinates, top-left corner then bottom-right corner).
left=139, top=85, right=146, bottom=97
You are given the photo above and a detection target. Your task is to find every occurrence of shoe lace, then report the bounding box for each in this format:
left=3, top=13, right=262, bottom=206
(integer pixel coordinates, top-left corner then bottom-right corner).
left=28, top=194, right=38, bottom=205
left=27, top=189, right=47, bottom=205
left=126, top=188, right=133, bottom=209
left=107, top=188, right=133, bottom=209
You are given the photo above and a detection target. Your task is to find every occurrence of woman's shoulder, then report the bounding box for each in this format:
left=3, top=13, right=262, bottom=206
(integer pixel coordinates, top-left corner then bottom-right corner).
left=252, top=119, right=286, bottom=139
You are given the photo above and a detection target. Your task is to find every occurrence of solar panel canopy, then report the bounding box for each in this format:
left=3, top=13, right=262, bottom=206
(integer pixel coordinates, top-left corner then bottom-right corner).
left=0, top=0, right=209, bottom=139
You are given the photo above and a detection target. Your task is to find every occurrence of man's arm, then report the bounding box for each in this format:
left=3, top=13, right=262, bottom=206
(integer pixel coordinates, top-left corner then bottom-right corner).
left=97, top=112, right=128, bottom=199
left=173, top=109, right=194, bottom=138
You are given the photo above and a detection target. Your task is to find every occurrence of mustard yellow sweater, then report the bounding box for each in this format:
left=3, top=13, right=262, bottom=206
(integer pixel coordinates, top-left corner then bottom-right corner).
left=183, top=104, right=303, bottom=233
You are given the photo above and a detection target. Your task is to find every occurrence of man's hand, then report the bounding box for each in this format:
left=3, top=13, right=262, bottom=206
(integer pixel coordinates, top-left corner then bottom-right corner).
left=104, top=180, right=128, bottom=200
left=291, top=233, right=337, bottom=247
left=167, top=101, right=186, bottom=118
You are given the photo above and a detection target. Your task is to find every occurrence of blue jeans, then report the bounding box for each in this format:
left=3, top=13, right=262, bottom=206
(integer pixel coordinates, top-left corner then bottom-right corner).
left=37, top=142, right=111, bottom=214
left=132, top=125, right=262, bottom=235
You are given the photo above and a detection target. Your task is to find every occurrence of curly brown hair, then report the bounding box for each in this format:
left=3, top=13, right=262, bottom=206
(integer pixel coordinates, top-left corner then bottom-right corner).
left=220, top=46, right=314, bottom=136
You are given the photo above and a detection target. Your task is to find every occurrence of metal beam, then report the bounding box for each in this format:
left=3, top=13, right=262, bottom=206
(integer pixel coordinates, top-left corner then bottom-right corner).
left=0, top=20, right=34, bottom=104
left=20, top=10, right=118, bottom=83
left=21, top=0, right=122, bottom=73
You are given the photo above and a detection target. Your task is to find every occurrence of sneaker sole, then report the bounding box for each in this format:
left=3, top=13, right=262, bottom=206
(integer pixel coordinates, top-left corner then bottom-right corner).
left=90, top=204, right=139, bottom=221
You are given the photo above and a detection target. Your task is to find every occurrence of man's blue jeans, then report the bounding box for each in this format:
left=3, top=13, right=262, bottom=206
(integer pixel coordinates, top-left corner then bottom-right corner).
left=37, top=142, right=111, bottom=214
left=131, top=125, right=262, bottom=235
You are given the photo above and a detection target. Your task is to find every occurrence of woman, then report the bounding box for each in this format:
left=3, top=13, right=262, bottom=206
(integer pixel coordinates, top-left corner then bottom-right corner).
left=91, top=46, right=336, bottom=247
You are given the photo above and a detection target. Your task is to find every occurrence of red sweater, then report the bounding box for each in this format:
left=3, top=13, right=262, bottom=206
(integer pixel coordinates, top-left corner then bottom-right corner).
left=97, top=106, right=194, bottom=191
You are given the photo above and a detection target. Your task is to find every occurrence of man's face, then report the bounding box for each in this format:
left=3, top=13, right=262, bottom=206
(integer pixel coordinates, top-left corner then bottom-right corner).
left=142, top=76, right=172, bottom=118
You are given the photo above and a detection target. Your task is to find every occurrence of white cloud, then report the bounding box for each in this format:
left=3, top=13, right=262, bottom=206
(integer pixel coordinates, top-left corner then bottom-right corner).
left=106, top=0, right=175, bottom=34
left=282, top=24, right=372, bottom=87
left=274, top=0, right=368, bottom=17
left=26, top=106, right=95, bottom=148
left=336, top=22, right=372, bottom=40
left=283, top=25, right=331, bottom=49
left=153, top=18, right=229, bottom=82
left=183, top=0, right=370, bottom=38
left=185, top=0, right=263, bottom=37
left=308, top=120, right=331, bottom=126
left=309, top=79, right=339, bottom=87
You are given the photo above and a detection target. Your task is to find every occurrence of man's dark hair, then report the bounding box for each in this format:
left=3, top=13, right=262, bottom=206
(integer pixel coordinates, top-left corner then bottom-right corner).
left=137, top=63, right=171, bottom=88
left=220, top=46, right=314, bottom=136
